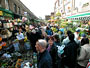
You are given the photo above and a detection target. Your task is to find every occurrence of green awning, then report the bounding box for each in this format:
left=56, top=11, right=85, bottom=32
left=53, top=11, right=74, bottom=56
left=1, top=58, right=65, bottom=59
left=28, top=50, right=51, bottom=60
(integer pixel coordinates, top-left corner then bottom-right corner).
left=0, top=7, right=13, bottom=14
left=67, top=13, right=90, bottom=18
left=3, top=12, right=13, bottom=17
left=0, top=7, right=14, bottom=18
left=35, top=19, right=40, bottom=22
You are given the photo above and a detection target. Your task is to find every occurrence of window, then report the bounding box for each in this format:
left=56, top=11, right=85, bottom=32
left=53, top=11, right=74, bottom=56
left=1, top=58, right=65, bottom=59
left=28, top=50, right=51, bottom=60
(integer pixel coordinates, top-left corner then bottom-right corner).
left=18, top=7, right=20, bottom=14
left=67, top=0, right=71, bottom=2
left=59, top=0, right=62, bottom=4
left=0, top=0, right=2, bottom=4
left=0, top=0, right=2, bottom=7
left=5, top=0, right=9, bottom=9
left=14, top=3, right=17, bottom=13
left=82, top=2, right=89, bottom=7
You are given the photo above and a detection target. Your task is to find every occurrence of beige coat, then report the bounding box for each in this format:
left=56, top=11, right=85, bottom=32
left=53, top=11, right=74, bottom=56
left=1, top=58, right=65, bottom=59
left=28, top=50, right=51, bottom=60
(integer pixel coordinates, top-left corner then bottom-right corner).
left=77, top=44, right=90, bottom=67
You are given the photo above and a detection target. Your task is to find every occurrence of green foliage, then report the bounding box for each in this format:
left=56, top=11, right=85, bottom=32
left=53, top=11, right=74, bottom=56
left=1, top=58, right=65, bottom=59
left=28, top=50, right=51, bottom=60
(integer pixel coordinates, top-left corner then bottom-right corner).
left=60, top=21, right=68, bottom=28
left=56, top=11, right=61, bottom=16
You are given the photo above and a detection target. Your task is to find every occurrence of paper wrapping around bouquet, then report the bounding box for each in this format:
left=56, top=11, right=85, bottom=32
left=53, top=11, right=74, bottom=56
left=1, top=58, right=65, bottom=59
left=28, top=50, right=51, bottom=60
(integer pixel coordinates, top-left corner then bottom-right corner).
left=1, top=32, right=12, bottom=39
left=9, top=23, right=13, bottom=28
left=7, top=31, right=12, bottom=38
left=14, top=22, right=18, bottom=25
left=2, top=35, right=7, bottom=39
left=3, top=23, right=9, bottom=28
left=18, top=23, right=22, bottom=25
left=21, top=60, right=32, bottom=68
left=4, top=23, right=13, bottom=28
left=29, top=25, right=34, bottom=29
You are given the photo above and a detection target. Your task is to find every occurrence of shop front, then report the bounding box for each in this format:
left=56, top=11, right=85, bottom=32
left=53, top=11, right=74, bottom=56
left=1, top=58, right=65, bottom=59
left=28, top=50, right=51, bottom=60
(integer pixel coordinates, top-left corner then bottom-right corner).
left=14, top=13, right=22, bottom=19
left=0, top=7, right=13, bottom=20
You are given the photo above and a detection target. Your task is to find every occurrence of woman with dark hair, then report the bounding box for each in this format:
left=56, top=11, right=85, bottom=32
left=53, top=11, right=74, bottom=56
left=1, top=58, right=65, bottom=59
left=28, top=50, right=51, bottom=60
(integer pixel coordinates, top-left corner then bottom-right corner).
left=77, top=38, right=90, bottom=68
left=53, top=34, right=61, bottom=46
left=81, top=38, right=89, bottom=46
left=47, top=36, right=58, bottom=68
left=62, top=30, right=72, bottom=45
left=53, top=34, right=62, bottom=68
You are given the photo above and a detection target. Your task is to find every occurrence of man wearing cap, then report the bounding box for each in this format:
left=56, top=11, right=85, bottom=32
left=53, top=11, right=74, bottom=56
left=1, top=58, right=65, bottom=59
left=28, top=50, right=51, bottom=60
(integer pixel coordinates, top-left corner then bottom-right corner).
left=74, top=29, right=80, bottom=44
left=35, top=39, right=52, bottom=68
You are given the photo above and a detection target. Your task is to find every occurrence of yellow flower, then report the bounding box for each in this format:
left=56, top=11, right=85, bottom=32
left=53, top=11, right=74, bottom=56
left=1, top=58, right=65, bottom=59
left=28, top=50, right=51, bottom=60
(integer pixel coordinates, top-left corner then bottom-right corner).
left=0, top=46, right=2, bottom=50
left=24, top=37, right=27, bottom=42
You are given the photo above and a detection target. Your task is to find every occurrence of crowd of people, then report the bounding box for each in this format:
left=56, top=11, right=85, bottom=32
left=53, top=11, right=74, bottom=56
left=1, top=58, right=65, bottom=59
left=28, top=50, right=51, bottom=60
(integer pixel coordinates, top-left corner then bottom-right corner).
left=26, top=23, right=90, bottom=68
left=0, top=22, right=90, bottom=68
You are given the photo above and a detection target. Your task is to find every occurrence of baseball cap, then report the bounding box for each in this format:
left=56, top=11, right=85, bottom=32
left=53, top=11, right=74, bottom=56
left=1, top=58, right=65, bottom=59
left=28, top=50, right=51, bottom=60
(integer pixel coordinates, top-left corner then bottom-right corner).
left=81, top=33, right=86, bottom=37
left=76, top=29, right=80, bottom=32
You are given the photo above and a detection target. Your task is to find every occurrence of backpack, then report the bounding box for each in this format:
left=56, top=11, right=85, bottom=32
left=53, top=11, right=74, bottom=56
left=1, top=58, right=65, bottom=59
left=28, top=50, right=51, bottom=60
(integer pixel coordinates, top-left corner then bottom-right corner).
left=46, top=30, right=53, bottom=36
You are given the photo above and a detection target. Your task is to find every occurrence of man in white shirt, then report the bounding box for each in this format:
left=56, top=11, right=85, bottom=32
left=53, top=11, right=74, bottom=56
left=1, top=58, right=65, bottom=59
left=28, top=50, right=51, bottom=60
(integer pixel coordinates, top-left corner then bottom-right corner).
left=17, top=28, right=25, bottom=53
left=16, top=28, right=24, bottom=40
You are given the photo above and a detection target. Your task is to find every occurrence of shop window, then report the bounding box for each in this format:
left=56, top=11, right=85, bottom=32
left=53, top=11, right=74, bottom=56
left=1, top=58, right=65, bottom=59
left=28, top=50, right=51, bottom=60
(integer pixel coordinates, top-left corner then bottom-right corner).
left=18, top=7, right=21, bottom=14
left=0, top=5, right=1, bottom=7
left=67, top=0, right=71, bottom=2
left=82, top=2, right=89, bottom=7
left=64, top=0, right=71, bottom=2
left=0, top=0, right=2, bottom=4
left=14, top=3, right=17, bottom=13
left=60, top=0, right=63, bottom=4
left=0, top=0, right=2, bottom=7
left=5, top=0, right=9, bottom=10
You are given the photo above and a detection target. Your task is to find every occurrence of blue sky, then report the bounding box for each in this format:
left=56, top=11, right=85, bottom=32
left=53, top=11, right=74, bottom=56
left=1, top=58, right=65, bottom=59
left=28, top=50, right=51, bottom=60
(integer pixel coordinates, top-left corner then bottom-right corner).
left=20, top=0, right=55, bottom=19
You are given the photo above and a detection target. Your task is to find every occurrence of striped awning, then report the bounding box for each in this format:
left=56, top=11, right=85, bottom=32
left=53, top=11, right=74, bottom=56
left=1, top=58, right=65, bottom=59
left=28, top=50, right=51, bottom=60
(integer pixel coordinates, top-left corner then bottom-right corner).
left=67, top=13, right=90, bottom=19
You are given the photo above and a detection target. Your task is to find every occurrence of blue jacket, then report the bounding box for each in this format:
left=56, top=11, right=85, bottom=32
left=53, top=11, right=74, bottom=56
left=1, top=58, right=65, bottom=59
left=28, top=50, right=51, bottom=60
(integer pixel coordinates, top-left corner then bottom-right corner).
left=46, top=30, right=53, bottom=36
left=37, top=50, right=52, bottom=68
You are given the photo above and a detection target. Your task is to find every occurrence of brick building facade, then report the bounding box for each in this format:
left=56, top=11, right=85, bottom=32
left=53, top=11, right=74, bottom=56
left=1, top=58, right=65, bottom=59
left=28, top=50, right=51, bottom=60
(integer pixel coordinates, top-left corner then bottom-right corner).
left=0, top=0, right=37, bottom=19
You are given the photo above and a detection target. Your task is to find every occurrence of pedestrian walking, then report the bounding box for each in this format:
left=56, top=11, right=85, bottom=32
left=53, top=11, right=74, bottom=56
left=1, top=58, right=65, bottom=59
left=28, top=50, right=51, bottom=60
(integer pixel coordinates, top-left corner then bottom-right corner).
left=29, top=28, right=42, bottom=52
left=35, top=39, right=52, bottom=68
left=62, top=33, right=79, bottom=68
left=77, top=38, right=90, bottom=68
left=47, top=37, right=58, bottom=68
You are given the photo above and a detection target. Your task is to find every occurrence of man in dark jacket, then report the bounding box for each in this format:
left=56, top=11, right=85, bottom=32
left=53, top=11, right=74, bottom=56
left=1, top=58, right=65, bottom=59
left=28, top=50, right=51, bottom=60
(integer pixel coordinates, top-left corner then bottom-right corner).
left=62, top=33, right=79, bottom=68
left=28, top=29, right=42, bottom=52
left=35, top=39, right=52, bottom=68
